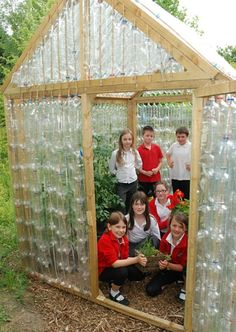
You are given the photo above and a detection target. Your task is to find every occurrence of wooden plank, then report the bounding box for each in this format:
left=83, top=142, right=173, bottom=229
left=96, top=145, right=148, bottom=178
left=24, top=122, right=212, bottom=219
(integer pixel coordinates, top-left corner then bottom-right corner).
left=195, top=80, right=236, bottom=97
left=113, top=0, right=227, bottom=80
left=1, top=0, right=68, bottom=93
left=81, top=94, right=99, bottom=298
left=184, top=94, right=203, bottom=332
left=4, top=73, right=212, bottom=98
left=127, top=100, right=137, bottom=146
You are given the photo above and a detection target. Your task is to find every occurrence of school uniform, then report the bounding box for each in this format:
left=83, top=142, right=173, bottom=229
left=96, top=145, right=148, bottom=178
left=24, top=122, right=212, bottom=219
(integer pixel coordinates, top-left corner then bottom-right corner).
left=109, top=149, right=142, bottom=213
left=146, top=231, right=188, bottom=297
left=149, top=198, right=171, bottom=232
left=138, top=143, right=163, bottom=197
left=98, top=230, right=144, bottom=286
left=167, top=141, right=191, bottom=199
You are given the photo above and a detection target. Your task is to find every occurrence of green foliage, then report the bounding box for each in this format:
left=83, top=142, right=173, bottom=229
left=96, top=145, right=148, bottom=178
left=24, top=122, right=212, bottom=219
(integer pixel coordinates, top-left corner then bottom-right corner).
left=93, top=135, right=124, bottom=225
left=0, top=304, right=9, bottom=324
left=217, top=45, right=236, bottom=68
left=137, top=237, right=171, bottom=260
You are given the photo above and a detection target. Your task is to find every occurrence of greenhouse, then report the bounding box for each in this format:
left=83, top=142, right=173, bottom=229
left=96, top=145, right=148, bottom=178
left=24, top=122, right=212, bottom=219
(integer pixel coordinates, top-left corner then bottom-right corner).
left=2, top=0, right=236, bottom=331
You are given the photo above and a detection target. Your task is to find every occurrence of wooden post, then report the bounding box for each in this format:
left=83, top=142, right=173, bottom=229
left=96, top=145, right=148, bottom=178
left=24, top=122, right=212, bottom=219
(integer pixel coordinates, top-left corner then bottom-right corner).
left=127, top=100, right=137, bottom=146
left=184, top=93, right=203, bottom=331
left=81, top=93, right=99, bottom=298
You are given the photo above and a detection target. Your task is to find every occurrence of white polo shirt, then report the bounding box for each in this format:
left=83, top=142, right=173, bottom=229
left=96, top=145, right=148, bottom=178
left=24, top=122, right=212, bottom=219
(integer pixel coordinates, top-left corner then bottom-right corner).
left=109, top=149, right=142, bottom=184
left=167, top=141, right=191, bottom=180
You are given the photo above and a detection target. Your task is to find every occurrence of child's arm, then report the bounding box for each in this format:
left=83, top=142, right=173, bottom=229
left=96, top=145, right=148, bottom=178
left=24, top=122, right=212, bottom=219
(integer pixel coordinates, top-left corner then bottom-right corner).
left=152, top=160, right=162, bottom=174
left=166, top=152, right=174, bottom=168
left=109, top=151, right=117, bottom=175
left=159, top=260, right=184, bottom=272
left=112, top=254, right=147, bottom=268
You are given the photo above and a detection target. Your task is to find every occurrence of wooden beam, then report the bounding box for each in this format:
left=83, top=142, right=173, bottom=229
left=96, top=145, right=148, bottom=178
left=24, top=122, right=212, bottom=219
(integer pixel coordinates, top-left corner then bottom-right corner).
left=184, top=94, right=203, bottom=332
left=4, top=73, right=211, bottom=98
left=195, top=80, right=236, bottom=97
left=81, top=94, right=99, bottom=298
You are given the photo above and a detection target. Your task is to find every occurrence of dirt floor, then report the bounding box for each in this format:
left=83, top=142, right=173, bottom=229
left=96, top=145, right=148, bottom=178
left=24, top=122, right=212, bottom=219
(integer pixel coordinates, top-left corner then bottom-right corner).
left=0, top=274, right=184, bottom=332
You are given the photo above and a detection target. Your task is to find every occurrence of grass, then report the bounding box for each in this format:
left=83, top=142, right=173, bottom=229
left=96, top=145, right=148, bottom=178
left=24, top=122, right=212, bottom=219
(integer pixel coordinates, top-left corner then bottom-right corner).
left=0, top=127, right=28, bottom=311
left=0, top=304, right=9, bottom=324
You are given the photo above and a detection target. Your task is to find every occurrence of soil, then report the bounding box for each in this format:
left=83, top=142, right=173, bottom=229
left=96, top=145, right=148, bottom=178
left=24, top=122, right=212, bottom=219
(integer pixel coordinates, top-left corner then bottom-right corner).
left=0, top=275, right=184, bottom=332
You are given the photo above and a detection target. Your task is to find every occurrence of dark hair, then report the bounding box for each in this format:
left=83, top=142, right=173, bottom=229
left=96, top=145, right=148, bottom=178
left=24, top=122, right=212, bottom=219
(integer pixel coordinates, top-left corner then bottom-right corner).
left=175, top=126, right=189, bottom=137
left=128, top=191, right=151, bottom=231
left=169, top=212, right=188, bottom=230
left=142, top=125, right=154, bottom=135
left=154, top=180, right=169, bottom=194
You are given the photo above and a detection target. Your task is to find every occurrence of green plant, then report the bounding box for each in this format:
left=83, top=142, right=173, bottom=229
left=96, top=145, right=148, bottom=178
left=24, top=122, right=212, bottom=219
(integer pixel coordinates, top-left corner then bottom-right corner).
left=0, top=304, right=9, bottom=324
left=93, top=135, right=124, bottom=226
left=137, top=238, right=171, bottom=261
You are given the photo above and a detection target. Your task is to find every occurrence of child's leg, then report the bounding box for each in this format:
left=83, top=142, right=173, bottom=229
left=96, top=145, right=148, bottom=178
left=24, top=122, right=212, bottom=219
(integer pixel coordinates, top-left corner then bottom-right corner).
left=127, top=265, right=145, bottom=281
left=125, top=180, right=138, bottom=213
left=146, top=270, right=183, bottom=297
left=99, top=266, right=128, bottom=286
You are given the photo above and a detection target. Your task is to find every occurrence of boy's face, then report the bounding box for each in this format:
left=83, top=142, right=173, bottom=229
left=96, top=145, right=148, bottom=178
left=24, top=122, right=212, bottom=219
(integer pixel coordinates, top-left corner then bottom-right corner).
left=143, top=130, right=154, bottom=145
left=176, top=133, right=188, bottom=145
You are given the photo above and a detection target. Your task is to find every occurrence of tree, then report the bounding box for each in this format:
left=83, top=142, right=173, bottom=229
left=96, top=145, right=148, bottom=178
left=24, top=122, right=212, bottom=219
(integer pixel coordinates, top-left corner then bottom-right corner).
left=217, top=46, right=236, bottom=69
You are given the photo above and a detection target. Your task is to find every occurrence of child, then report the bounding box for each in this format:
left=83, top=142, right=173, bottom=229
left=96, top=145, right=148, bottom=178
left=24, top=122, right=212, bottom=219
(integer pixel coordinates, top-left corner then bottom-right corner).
left=146, top=212, right=188, bottom=301
left=126, top=191, right=161, bottom=256
left=109, top=128, right=142, bottom=213
left=166, top=126, right=191, bottom=199
left=149, top=181, right=171, bottom=236
left=138, top=125, right=163, bottom=198
left=98, top=211, right=147, bottom=306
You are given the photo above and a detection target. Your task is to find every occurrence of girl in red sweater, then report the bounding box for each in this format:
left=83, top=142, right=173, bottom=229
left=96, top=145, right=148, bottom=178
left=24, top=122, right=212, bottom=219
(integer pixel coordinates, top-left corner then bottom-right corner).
left=98, top=211, right=147, bottom=306
left=146, top=212, right=188, bottom=300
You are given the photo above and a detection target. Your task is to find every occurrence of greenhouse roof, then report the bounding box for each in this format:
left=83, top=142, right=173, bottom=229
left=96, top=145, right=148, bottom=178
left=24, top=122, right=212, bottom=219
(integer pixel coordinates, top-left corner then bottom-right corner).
left=2, top=0, right=236, bottom=95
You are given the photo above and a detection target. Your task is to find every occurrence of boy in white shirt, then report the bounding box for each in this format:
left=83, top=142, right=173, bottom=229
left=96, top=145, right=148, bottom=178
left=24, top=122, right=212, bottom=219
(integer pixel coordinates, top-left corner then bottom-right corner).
left=166, top=127, right=191, bottom=199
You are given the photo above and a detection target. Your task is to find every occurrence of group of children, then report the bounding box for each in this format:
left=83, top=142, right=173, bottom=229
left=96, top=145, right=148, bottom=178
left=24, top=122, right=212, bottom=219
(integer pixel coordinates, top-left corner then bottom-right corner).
left=98, top=125, right=190, bottom=306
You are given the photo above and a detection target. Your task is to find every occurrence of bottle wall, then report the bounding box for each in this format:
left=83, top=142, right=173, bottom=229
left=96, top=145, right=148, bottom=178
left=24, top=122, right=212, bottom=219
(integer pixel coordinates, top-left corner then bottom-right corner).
left=6, top=96, right=91, bottom=295
left=137, top=101, right=192, bottom=187
left=193, top=95, right=236, bottom=332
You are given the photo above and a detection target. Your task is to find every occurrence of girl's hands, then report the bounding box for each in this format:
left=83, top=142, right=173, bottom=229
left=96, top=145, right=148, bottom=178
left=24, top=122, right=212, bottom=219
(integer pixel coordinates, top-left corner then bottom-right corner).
left=137, top=254, right=147, bottom=267
left=159, top=259, right=169, bottom=270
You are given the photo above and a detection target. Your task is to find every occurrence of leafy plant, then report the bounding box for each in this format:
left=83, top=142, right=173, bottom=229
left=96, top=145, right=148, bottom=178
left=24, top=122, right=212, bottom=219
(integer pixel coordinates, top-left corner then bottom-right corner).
left=136, top=238, right=171, bottom=261
left=93, top=135, right=124, bottom=226
left=0, top=304, right=9, bottom=324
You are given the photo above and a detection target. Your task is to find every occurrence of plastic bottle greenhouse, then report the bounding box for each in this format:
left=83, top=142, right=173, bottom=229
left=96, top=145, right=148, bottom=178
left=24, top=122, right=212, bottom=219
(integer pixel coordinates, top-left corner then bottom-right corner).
left=2, top=0, right=236, bottom=331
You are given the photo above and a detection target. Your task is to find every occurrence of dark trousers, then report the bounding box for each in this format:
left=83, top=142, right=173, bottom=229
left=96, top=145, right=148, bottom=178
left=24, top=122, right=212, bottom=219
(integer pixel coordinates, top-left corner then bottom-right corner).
left=99, top=265, right=144, bottom=286
left=146, top=269, right=183, bottom=297
left=138, top=181, right=156, bottom=198
left=172, top=179, right=190, bottom=200
left=116, top=180, right=137, bottom=214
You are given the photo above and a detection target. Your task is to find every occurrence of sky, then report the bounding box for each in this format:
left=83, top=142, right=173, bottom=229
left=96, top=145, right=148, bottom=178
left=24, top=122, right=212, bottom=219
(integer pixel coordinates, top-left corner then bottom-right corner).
left=179, top=0, right=236, bottom=49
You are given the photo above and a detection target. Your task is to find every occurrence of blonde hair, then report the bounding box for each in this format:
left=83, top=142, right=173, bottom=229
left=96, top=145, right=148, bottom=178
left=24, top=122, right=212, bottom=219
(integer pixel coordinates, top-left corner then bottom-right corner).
left=116, top=128, right=136, bottom=165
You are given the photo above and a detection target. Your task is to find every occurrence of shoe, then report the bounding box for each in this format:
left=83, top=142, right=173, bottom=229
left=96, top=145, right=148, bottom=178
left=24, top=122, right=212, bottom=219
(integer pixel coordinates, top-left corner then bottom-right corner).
left=177, top=289, right=186, bottom=303
left=109, top=292, right=129, bottom=306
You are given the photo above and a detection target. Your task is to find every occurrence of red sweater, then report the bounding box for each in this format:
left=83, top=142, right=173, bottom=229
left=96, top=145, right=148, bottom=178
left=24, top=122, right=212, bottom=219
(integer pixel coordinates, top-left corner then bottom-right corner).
left=149, top=198, right=169, bottom=230
left=138, top=143, right=163, bottom=183
left=97, top=231, right=129, bottom=275
left=160, top=231, right=188, bottom=267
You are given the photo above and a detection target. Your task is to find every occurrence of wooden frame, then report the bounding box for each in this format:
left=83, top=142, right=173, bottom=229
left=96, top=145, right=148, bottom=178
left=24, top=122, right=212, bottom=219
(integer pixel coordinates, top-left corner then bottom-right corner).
left=2, top=0, right=236, bottom=331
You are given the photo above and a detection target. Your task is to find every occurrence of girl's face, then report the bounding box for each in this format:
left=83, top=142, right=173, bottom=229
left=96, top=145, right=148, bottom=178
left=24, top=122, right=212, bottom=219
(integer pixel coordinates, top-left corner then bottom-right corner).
left=121, top=133, right=133, bottom=150
left=132, top=200, right=146, bottom=216
left=108, top=220, right=127, bottom=239
left=155, top=184, right=168, bottom=202
left=170, top=218, right=186, bottom=240
left=176, top=133, right=188, bottom=145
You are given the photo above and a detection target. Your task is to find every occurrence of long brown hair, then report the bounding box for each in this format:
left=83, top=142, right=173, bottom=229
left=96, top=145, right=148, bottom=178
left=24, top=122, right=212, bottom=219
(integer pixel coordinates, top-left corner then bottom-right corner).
left=169, top=212, right=188, bottom=230
left=116, top=128, right=136, bottom=165
left=128, top=191, right=151, bottom=231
